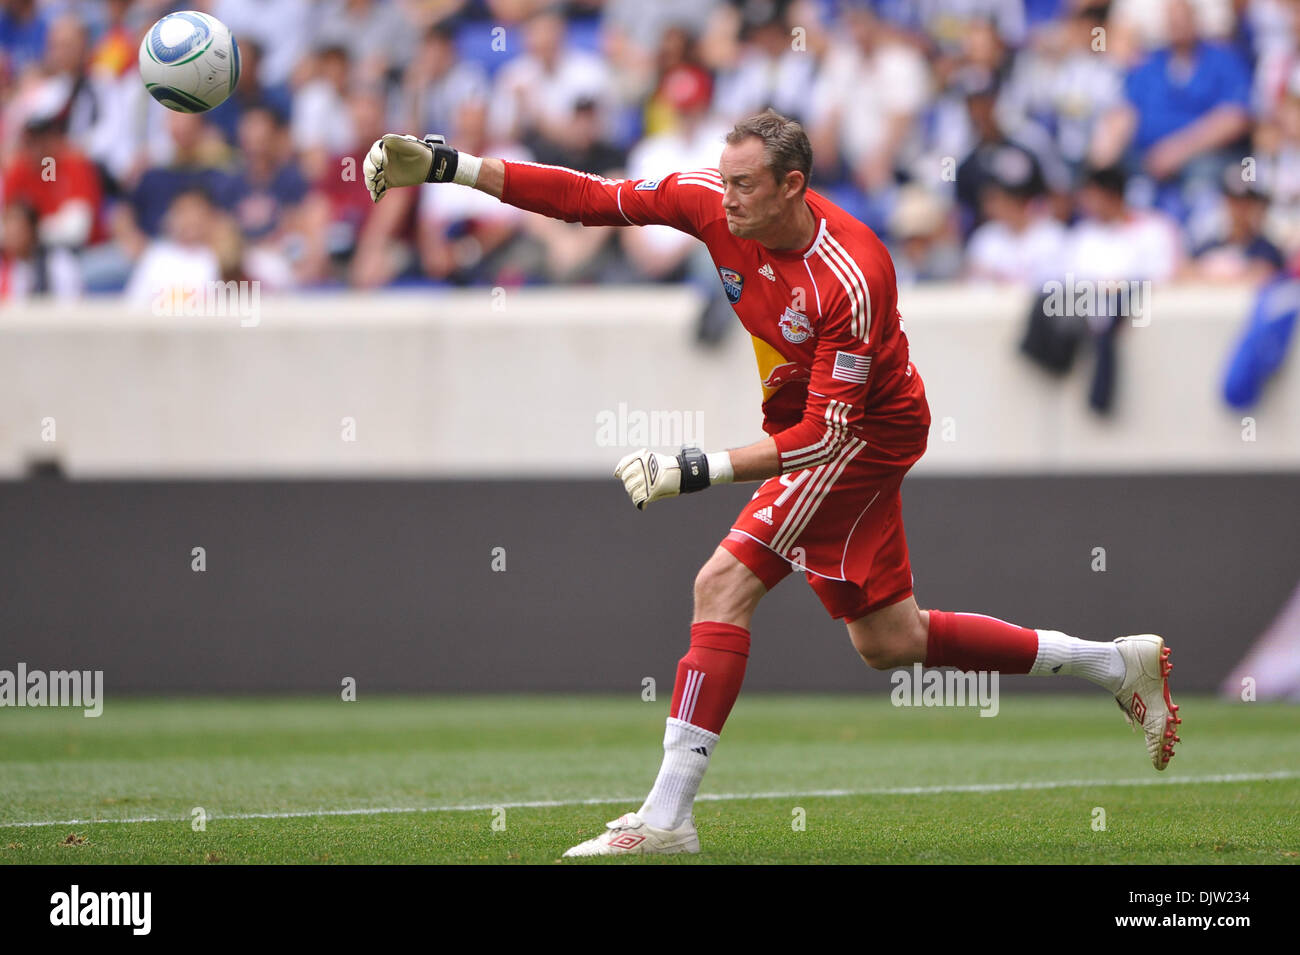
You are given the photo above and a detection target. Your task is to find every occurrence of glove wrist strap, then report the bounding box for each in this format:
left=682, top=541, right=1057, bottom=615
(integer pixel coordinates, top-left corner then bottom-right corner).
left=678, top=446, right=711, bottom=494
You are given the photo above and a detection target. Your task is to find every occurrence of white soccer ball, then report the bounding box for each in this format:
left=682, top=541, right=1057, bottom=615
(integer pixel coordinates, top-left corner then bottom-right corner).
left=138, top=11, right=240, bottom=113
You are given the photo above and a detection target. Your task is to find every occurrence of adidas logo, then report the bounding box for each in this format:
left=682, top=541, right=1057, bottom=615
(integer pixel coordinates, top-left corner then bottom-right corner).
left=758, top=263, right=776, bottom=281
left=691, top=746, right=710, bottom=756
left=754, top=506, right=773, bottom=525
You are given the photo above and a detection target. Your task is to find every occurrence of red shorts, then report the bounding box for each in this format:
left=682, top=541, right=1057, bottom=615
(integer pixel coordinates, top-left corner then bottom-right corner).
left=720, top=434, right=924, bottom=621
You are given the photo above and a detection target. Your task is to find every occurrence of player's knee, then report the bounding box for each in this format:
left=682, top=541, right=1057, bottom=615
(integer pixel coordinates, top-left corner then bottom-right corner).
left=693, top=554, right=762, bottom=622
left=854, top=637, right=910, bottom=671
left=850, top=616, right=924, bottom=670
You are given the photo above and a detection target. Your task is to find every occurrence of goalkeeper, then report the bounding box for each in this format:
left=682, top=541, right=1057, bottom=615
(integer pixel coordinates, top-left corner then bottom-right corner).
left=363, top=112, right=1181, bottom=858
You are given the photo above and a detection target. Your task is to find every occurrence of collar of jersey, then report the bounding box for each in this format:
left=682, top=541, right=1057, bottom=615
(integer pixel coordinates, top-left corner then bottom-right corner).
left=765, top=205, right=826, bottom=260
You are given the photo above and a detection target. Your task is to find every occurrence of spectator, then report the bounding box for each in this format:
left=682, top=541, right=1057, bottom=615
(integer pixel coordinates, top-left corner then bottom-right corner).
left=711, top=3, right=820, bottom=124
left=533, top=94, right=626, bottom=173
left=401, top=21, right=490, bottom=137
left=966, top=163, right=1068, bottom=284
left=87, top=0, right=137, bottom=79
left=207, top=40, right=294, bottom=147
left=312, top=0, right=418, bottom=84
left=122, top=111, right=241, bottom=240
left=0, top=200, right=81, bottom=300
left=291, top=44, right=356, bottom=182
left=1256, top=67, right=1300, bottom=258
left=806, top=7, right=930, bottom=196
left=1183, top=169, right=1284, bottom=283
left=1091, top=0, right=1252, bottom=223
left=0, top=0, right=49, bottom=77
left=213, top=0, right=310, bottom=92
left=124, top=187, right=238, bottom=309
left=909, top=0, right=1028, bottom=56
left=40, top=12, right=139, bottom=197
left=953, top=69, right=1054, bottom=237
left=416, top=98, right=536, bottom=286
left=1061, top=164, right=1182, bottom=283
left=621, top=63, right=729, bottom=281
left=998, top=1, right=1126, bottom=180
left=1, top=77, right=103, bottom=257
left=489, top=9, right=614, bottom=155
left=602, top=0, right=720, bottom=112
left=522, top=97, right=626, bottom=283
left=1250, top=0, right=1300, bottom=122
left=297, top=84, right=408, bottom=288
left=229, top=104, right=310, bottom=288
left=889, top=184, right=963, bottom=284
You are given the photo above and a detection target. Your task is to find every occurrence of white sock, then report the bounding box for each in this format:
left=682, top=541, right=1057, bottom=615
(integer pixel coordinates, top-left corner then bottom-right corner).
left=1030, top=629, right=1126, bottom=692
left=638, top=717, right=718, bottom=830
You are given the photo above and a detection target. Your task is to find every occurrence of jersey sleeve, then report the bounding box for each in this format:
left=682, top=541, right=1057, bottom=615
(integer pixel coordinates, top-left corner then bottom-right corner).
left=499, top=161, right=723, bottom=238
left=771, top=262, right=882, bottom=472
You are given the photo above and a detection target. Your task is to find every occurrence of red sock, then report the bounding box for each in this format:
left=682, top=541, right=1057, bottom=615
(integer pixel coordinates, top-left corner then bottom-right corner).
left=925, top=610, right=1038, bottom=673
left=669, top=622, right=751, bottom=734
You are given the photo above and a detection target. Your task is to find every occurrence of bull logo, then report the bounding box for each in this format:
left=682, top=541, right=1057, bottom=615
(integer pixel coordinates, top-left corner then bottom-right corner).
left=779, top=307, right=813, bottom=344
left=762, top=362, right=811, bottom=390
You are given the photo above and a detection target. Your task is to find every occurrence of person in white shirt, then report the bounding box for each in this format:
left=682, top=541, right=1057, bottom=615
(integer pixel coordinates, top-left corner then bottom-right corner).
left=125, top=189, right=226, bottom=311
left=966, top=167, right=1067, bottom=284
left=1061, top=164, right=1183, bottom=284
left=488, top=10, right=613, bottom=155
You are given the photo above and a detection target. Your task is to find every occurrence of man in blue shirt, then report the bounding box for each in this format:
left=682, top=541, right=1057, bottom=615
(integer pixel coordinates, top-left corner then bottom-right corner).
left=1090, top=0, right=1252, bottom=221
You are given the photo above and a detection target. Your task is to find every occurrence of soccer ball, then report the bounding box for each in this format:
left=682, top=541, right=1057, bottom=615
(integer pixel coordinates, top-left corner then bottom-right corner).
left=138, top=11, right=240, bottom=113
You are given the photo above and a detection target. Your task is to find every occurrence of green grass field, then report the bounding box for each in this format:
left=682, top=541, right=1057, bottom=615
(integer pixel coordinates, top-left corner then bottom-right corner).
left=2, top=694, right=1297, bottom=864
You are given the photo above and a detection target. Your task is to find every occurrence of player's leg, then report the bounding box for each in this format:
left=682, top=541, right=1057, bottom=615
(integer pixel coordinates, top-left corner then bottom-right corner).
left=846, top=601, right=1180, bottom=770
left=563, top=541, right=788, bottom=857
left=634, top=545, right=774, bottom=828
left=811, top=484, right=1180, bottom=772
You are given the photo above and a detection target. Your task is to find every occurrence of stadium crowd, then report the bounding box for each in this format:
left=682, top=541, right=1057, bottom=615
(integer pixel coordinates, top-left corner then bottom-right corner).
left=1, top=0, right=1298, bottom=306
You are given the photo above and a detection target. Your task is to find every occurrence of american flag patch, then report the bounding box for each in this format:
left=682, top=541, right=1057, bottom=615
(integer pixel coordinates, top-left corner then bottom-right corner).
left=832, top=351, right=872, bottom=384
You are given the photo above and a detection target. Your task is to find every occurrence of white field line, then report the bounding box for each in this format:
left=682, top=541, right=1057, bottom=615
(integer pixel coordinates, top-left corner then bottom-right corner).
left=3, top=770, right=1297, bottom=830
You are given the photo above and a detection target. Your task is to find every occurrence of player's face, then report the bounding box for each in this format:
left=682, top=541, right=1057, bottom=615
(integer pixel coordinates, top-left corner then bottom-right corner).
left=719, top=138, right=798, bottom=240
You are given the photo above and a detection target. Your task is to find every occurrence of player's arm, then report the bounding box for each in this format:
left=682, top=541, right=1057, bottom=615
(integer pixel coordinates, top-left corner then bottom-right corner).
left=767, top=305, right=875, bottom=474
left=612, top=438, right=780, bottom=511
left=362, top=133, right=711, bottom=234
left=614, top=328, right=872, bottom=512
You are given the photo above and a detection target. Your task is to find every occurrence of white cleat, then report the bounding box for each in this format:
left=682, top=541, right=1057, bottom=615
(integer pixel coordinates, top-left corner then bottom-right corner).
left=561, top=812, right=700, bottom=858
left=1113, top=634, right=1182, bottom=771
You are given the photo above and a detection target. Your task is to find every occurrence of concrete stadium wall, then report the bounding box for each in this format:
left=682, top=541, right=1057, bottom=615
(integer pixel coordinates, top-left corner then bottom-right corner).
left=0, top=284, right=1295, bottom=477
left=1, top=473, right=1295, bottom=695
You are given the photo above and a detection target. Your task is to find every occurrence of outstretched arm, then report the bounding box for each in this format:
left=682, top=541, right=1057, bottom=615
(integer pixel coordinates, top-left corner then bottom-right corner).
left=364, top=133, right=715, bottom=236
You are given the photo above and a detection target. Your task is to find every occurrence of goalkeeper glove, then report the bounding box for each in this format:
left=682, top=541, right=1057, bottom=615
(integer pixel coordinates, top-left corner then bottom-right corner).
left=614, top=446, right=732, bottom=511
left=363, top=133, right=466, bottom=202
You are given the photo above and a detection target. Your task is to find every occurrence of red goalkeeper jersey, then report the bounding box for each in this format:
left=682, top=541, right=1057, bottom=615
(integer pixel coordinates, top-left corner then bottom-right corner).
left=500, top=161, right=930, bottom=471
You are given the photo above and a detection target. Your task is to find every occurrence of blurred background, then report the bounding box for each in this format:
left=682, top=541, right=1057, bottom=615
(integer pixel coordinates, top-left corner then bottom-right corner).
left=0, top=0, right=1297, bottom=701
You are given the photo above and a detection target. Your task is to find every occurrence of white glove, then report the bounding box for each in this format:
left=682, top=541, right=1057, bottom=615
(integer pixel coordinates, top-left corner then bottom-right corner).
left=363, top=133, right=442, bottom=203
left=614, top=448, right=682, bottom=511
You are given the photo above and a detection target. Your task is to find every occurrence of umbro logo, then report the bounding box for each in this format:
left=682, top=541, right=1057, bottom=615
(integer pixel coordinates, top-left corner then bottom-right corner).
left=758, top=263, right=775, bottom=281
left=608, top=833, right=647, bottom=850
left=1131, top=692, right=1147, bottom=723
left=754, top=505, right=774, bottom=525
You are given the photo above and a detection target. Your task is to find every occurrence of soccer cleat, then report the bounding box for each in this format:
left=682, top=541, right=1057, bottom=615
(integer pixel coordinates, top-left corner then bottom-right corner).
left=561, top=812, right=700, bottom=858
left=1113, top=635, right=1182, bottom=771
